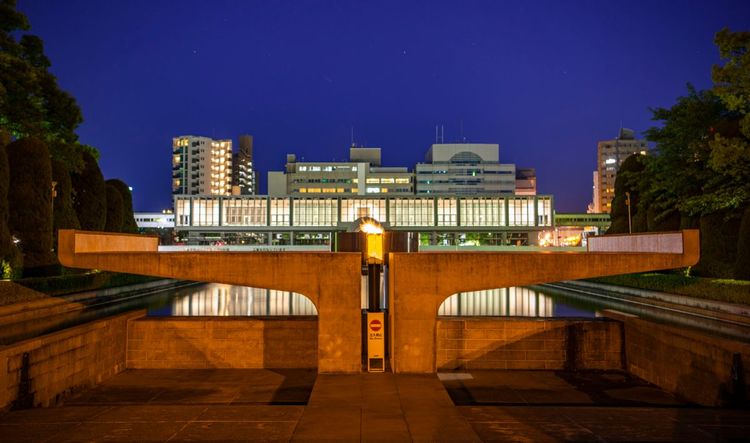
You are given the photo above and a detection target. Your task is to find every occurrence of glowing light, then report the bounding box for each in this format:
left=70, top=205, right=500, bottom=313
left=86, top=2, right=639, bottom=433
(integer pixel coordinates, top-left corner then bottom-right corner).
left=360, top=221, right=383, bottom=235
left=605, top=158, right=616, bottom=165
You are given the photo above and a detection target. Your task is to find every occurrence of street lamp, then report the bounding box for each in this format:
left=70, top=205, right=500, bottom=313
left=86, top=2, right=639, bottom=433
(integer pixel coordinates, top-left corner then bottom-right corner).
left=625, top=191, right=632, bottom=234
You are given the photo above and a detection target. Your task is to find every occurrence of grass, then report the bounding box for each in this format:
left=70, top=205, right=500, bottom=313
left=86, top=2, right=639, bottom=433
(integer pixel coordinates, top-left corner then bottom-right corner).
left=13, top=271, right=160, bottom=297
left=587, top=272, right=750, bottom=306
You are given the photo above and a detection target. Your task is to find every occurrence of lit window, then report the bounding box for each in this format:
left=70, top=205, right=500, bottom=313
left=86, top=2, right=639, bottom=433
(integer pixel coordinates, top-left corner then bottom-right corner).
left=366, top=187, right=380, bottom=193
left=298, top=166, right=307, bottom=171
left=352, top=178, right=358, bottom=184
left=381, top=178, right=395, bottom=184
left=395, top=178, right=410, bottom=184
left=605, top=158, right=616, bottom=165
left=310, top=166, right=321, bottom=172
left=366, top=178, right=380, bottom=184
left=381, top=188, right=388, bottom=193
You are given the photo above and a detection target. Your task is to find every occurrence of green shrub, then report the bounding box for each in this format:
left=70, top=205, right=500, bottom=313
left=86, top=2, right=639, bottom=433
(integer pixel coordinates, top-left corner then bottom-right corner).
left=695, top=211, right=741, bottom=278
left=104, top=182, right=124, bottom=232
left=105, top=179, right=137, bottom=233
left=735, top=206, right=750, bottom=280
left=51, top=159, right=80, bottom=247
left=5, top=138, right=55, bottom=270
left=71, top=151, right=106, bottom=231
left=0, top=131, right=16, bottom=267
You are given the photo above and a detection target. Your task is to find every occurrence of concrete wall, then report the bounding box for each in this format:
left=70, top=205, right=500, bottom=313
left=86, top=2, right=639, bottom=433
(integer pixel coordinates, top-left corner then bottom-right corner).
left=71, top=230, right=159, bottom=253
left=0, top=310, right=142, bottom=410
left=436, top=318, right=623, bottom=371
left=608, top=311, right=750, bottom=407
left=127, top=317, right=317, bottom=369
left=389, top=230, right=700, bottom=373
left=587, top=231, right=684, bottom=253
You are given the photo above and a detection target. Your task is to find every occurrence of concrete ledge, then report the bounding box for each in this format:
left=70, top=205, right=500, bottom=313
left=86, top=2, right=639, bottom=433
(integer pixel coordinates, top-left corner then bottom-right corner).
left=127, top=317, right=318, bottom=369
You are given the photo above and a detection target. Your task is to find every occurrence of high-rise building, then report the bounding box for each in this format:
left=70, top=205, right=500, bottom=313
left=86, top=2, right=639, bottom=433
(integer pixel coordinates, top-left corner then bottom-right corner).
left=267, top=146, right=414, bottom=197
left=415, top=144, right=516, bottom=195
left=593, top=128, right=648, bottom=213
left=234, top=135, right=256, bottom=195
left=172, top=135, right=232, bottom=195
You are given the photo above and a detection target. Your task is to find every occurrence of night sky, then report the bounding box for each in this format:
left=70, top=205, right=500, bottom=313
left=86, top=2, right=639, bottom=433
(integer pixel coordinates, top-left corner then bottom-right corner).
left=17, top=0, right=750, bottom=212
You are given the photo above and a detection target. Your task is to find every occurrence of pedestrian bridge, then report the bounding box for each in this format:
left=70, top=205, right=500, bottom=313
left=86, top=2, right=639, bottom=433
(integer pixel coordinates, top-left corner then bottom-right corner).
left=58, top=229, right=699, bottom=373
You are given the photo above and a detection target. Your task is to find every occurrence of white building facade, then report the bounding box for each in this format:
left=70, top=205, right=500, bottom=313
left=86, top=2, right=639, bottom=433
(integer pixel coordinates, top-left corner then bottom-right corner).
left=172, top=135, right=233, bottom=196
left=416, top=144, right=517, bottom=195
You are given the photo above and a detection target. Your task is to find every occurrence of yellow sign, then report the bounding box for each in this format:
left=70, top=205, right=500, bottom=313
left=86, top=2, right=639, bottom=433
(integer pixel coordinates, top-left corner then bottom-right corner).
left=367, top=312, right=385, bottom=372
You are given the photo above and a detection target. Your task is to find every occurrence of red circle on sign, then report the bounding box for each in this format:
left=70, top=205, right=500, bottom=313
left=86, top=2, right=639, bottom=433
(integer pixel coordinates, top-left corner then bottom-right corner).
left=369, top=319, right=382, bottom=332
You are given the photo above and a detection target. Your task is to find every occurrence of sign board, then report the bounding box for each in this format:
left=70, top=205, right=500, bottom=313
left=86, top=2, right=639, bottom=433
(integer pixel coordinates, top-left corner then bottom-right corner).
left=367, top=312, right=385, bottom=372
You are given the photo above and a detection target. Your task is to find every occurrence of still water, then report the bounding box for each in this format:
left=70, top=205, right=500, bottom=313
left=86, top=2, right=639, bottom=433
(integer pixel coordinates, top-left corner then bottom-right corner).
left=145, top=283, right=596, bottom=318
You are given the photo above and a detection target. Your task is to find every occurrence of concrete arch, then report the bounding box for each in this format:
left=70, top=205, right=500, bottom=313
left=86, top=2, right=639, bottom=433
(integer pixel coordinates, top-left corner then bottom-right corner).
left=58, top=230, right=362, bottom=373
left=387, top=230, right=700, bottom=373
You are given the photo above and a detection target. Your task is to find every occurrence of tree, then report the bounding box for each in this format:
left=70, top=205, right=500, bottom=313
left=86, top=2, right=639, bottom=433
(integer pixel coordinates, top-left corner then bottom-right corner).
left=51, top=159, right=80, bottom=246
left=644, top=86, right=730, bottom=217
left=71, top=151, right=106, bottom=231
left=0, top=0, right=92, bottom=172
left=607, top=154, right=647, bottom=234
left=5, top=138, right=54, bottom=270
left=106, top=179, right=138, bottom=233
left=104, top=182, right=124, bottom=232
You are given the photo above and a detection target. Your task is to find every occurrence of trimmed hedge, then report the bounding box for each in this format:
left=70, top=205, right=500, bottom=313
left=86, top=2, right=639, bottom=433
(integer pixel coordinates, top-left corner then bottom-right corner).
left=6, top=138, right=55, bottom=270
left=71, top=151, right=106, bottom=231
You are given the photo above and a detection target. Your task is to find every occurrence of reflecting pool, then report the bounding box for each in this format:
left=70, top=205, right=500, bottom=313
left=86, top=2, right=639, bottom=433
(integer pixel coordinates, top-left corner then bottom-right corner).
left=147, top=283, right=317, bottom=316
left=438, top=287, right=597, bottom=318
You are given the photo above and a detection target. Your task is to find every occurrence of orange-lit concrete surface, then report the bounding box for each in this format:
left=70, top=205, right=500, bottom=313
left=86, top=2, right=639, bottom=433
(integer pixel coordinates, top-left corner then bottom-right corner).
left=59, top=229, right=699, bottom=374
left=58, top=230, right=361, bottom=374
left=388, top=230, right=699, bottom=372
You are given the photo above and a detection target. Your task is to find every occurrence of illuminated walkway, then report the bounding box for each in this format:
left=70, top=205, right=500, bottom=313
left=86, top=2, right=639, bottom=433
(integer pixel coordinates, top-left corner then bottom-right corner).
left=1, top=369, right=748, bottom=442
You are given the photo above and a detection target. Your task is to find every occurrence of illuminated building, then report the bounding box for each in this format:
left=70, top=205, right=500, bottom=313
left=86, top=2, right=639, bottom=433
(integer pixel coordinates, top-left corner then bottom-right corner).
left=268, top=146, right=414, bottom=197
left=593, top=128, right=648, bottom=213
left=231, top=134, right=256, bottom=195
left=172, top=135, right=233, bottom=195
left=172, top=194, right=553, bottom=246
left=416, top=144, right=517, bottom=195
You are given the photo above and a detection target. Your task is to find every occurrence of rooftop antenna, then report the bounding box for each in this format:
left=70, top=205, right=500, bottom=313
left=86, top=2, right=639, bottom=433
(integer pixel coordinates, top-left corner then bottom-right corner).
left=350, top=126, right=355, bottom=148
left=460, top=119, right=465, bottom=143
left=435, top=124, right=445, bottom=144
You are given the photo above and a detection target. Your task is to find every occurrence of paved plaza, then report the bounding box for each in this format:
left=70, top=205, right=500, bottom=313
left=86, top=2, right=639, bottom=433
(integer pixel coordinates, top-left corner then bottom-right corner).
left=0, top=369, right=748, bottom=442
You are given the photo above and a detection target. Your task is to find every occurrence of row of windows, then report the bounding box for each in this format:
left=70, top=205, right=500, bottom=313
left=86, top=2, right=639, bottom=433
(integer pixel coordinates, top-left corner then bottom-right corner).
left=175, top=197, right=553, bottom=228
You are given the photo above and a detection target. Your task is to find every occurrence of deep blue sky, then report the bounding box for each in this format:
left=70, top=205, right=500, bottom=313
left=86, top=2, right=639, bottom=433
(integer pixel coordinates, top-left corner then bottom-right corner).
left=17, top=0, right=750, bottom=212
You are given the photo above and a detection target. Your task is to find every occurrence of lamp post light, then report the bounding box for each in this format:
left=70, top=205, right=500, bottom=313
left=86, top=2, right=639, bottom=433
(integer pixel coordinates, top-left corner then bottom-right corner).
left=625, top=191, right=632, bottom=234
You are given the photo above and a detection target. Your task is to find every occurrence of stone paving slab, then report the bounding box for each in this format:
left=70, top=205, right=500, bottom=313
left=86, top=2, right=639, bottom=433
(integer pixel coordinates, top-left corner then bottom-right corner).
left=291, top=373, right=480, bottom=442
left=459, top=405, right=750, bottom=442
left=1, top=369, right=749, bottom=442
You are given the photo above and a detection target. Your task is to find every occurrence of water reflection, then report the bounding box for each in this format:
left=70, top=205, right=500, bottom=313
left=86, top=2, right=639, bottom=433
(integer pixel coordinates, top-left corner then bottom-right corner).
left=438, top=287, right=596, bottom=318
left=148, top=283, right=317, bottom=316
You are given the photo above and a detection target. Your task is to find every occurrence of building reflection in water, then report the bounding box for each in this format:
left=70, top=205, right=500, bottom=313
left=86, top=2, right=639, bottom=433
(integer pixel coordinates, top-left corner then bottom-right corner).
left=438, top=287, right=554, bottom=317
left=171, top=283, right=317, bottom=316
